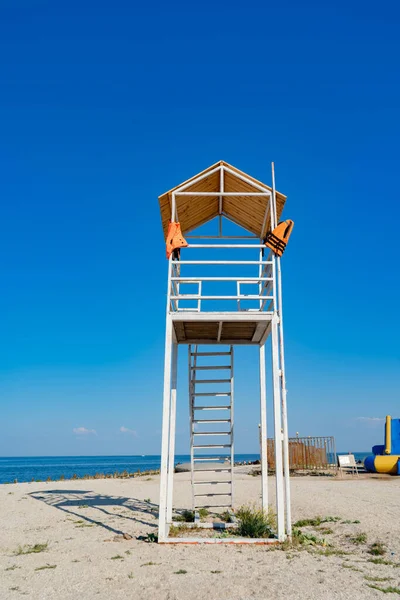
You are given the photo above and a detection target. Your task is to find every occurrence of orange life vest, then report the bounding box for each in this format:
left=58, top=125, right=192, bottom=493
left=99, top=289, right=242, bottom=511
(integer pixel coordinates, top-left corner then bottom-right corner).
left=166, top=221, right=188, bottom=259
left=264, top=220, right=294, bottom=257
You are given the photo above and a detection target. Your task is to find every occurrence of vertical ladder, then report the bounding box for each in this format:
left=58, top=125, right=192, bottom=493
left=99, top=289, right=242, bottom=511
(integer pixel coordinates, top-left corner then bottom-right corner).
left=189, top=345, right=234, bottom=512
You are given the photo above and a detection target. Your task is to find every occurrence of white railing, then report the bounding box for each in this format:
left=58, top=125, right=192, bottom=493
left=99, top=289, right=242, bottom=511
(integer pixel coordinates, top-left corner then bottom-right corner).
left=168, top=245, right=275, bottom=314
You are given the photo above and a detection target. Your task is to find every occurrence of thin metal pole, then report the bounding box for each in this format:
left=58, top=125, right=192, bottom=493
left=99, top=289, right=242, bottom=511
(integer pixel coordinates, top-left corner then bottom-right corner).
left=271, top=163, right=278, bottom=229
left=175, top=261, right=271, bottom=265
left=166, top=342, right=178, bottom=523
left=276, top=255, right=291, bottom=537
left=187, top=244, right=265, bottom=249
left=219, top=164, right=223, bottom=237
left=259, top=344, right=268, bottom=512
left=171, top=192, right=176, bottom=222
left=272, top=163, right=292, bottom=537
left=175, top=192, right=270, bottom=197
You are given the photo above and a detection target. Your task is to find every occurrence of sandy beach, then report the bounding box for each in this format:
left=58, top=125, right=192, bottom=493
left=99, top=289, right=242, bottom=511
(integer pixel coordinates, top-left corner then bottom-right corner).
left=1, top=469, right=400, bottom=599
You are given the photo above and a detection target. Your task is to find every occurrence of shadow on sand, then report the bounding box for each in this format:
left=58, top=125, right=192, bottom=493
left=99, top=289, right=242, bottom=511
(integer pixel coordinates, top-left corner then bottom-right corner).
left=29, top=489, right=159, bottom=535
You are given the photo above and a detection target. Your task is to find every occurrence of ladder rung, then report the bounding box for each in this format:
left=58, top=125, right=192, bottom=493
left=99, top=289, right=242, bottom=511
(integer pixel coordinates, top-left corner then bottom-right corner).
left=194, top=504, right=232, bottom=508
left=194, top=392, right=231, bottom=397
left=193, top=431, right=231, bottom=436
left=194, top=481, right=232, bottom=485
left=194, top=493, right=232, bottom=497
left=194, top=406, right=231, bottom=411
left=194, top=467, right=231, bottom=472
left=191, top=352, right=231, bottom=357
left=193, top=379, right=231, bottom=384
left=193, top=419, right=231, bottom=424
left=191, top=366, right=231, bottom=370
left=193, top=456, right=231, bottom=461
left=193, top=444, right=231, bottom=449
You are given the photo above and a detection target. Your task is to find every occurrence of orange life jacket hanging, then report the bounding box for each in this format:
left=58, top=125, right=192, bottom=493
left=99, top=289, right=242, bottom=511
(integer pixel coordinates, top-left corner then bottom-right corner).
left=264, top=220, right=294, bottom=257
left=166, top=221, right=188, bottom=259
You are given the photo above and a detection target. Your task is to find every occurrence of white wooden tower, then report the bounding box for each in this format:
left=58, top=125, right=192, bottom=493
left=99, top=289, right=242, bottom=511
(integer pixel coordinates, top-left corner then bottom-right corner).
left=157, top=161, right=291, bottom=543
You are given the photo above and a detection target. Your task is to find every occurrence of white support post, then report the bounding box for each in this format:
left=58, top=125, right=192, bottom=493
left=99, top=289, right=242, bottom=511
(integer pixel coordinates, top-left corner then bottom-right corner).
left=271, top=162, right=291, bottom=538
left=158, top=315, right=173, bottom=541
left=271, top=313, right=285, bottom=541
left=259, top=344, right=268, bottom=512
left=166, top=342, right=178, bottom=524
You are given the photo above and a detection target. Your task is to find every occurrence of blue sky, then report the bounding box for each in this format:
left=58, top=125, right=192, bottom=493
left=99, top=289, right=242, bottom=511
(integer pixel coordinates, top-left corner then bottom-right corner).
left=1, top=0, right=399, bottom=456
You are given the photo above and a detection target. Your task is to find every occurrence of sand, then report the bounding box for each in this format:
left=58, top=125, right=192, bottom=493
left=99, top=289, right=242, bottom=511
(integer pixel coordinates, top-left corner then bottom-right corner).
left=1, top=469, right=400, bottom=599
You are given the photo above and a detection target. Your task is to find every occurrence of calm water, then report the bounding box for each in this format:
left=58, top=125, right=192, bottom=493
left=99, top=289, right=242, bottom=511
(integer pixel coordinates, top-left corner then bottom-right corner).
left=0, top=454, right=260, bottom=484
left=0, top=452, right=370, bottom=484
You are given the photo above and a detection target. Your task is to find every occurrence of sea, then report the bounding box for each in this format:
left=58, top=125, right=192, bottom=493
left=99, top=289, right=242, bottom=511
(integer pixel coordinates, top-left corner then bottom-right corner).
left=0, top=452, right=369, bottom=485
left=0, top=454, right=260, bottom=484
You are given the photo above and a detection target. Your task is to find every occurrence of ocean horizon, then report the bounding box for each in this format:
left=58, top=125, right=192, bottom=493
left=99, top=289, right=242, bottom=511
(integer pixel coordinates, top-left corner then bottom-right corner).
left=0, top=452, right=370, bottom=484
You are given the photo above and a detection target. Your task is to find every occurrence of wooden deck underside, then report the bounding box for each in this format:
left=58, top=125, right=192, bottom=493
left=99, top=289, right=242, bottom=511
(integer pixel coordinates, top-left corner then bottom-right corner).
left=173, top=317, right=271, bottom=345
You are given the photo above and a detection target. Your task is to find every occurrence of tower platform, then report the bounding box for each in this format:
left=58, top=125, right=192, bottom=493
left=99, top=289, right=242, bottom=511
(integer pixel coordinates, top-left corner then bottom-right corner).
left=172, top=312, right=272, bottom=345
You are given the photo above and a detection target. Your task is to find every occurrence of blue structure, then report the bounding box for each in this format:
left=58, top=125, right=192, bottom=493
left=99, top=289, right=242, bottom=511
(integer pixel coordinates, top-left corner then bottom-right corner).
left=364, top=416, right=400, bottom=475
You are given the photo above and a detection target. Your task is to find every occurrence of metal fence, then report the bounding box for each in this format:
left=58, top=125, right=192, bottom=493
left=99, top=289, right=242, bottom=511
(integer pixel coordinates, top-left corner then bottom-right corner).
left=266, top=436, right=337, bottom=471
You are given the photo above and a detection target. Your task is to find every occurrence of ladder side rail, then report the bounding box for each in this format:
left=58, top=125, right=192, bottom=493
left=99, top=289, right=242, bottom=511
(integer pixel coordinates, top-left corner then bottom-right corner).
left=190, top=344, right=199, bottom=510
left=230, top=346, right=235, bottom=508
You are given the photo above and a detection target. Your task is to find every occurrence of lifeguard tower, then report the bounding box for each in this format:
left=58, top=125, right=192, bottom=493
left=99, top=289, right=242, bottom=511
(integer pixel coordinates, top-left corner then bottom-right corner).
left=158, top=160, right=292, bottom=543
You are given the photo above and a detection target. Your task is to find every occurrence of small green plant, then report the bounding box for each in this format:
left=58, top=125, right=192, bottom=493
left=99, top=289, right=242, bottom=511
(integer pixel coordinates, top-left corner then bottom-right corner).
left=292, top=528, right=325, bottom=547
left=211, top=570, right=222, bottom=573
left=341, top=563, right=362, bottom=572
left=9, top=587, right=19, bottom=592
left=315, top=548, right=349, bottom=557
left=368, top=558, right=399, bottom=566
left=293, top=516, right=340, bottom=528
left=110, top=555, right=124, bottom=560
left=341, top=519, right=360, bottom=524
left=78, top=504, right=89, bottom=509
left=15, top=543, right=48, bottom=555
left=236, top=505, right=276, bottom=539
left=128, top=572, right=134, bottom=579
left=214, top=530, right=230, bottom=539
left=144, top=498, right=151, bottom=503
left=198, top=508, right=209, bottom=520
left=220, top=511, right=233, bottom=523
left=369, top=542, right=386, bottom=556
left=173, top=509, right=195, bottom=523
left=351, top=532, right=367, bottom=545
left=318, top=527, right=334, bottom=535
left=141, top=562, right=158, bottom=566
left=5, top=565, right=20, bottom=571
left=366, top=584, right=400, bottom=595
left=174, top=569, right=187, bottom=574
left=168, top=524, right=185, bottom=537
left=143, top=533, right=158, bottom=543
left=364, top=576, right=393, bottom=582
left=168, top=524, right=202, bottom=537
left=35, top=564, right=56, bottom=571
